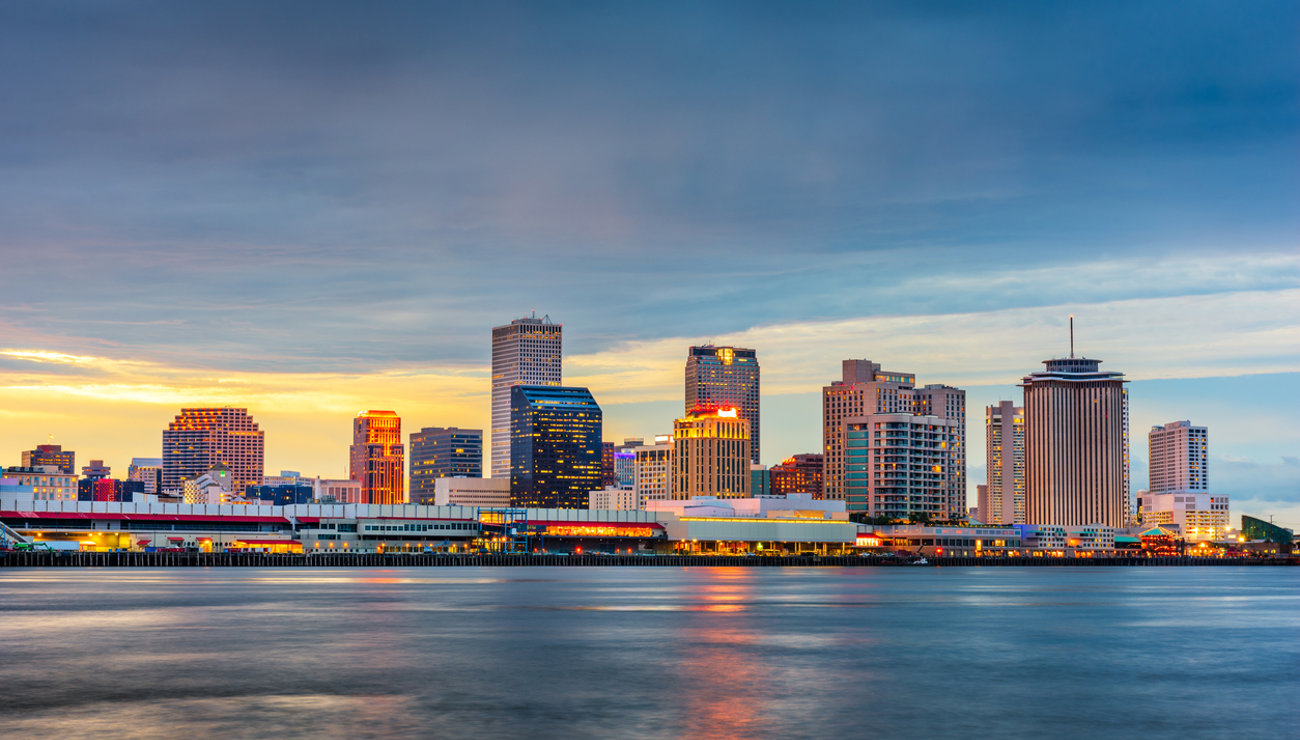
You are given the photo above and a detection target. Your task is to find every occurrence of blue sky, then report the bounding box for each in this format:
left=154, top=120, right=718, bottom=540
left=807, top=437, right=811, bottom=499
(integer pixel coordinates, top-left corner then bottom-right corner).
left=0, top=2, right=1296, bottom=523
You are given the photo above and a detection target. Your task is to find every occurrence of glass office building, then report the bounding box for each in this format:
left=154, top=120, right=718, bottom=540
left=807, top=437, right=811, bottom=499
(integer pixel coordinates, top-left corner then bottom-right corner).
left=510, top=385, right=602, bottom=509
left=409, top=427, right=483, bottom=504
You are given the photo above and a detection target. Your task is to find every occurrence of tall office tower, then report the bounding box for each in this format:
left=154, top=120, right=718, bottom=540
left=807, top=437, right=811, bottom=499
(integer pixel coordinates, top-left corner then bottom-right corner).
left=510, top=385, right=602, bottom=508
left=491, top=316, right=562, bottom=479
left=409, top=427, right=482, bottom=504
left=350, top=411, right=405, bottom=505
left=844, top=414, right=961, bottom=520
left=128, top=457, right=163, bottom=495
left=162, top=408, right=265, bottom=496
left=1022, top=354, right=1129, bottom=527
left=685, top=346, right=760, bottom=464
left=634, top=435, right=673, bottom=503
left=984, top=401, right=1026, bottom=525
left=672, top=406, right=752, bottom=499
left=823, top=360, right=965, bottom=517
left=81, top=459, right=111, bottom=480
left=1148, top=421, right=1208, bottom=495
left=770, top=453, right=824, bottom=498
left=22, top=444, right=75, bottom=475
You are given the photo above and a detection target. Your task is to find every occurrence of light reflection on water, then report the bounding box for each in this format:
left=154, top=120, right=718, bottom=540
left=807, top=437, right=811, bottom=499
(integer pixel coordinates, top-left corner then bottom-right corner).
left=0, top=566, right=1297, bottom=739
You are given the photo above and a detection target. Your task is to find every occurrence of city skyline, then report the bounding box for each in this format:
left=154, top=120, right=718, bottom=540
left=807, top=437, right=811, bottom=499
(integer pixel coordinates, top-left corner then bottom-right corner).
left=0, top=2, right=1295, bottom=524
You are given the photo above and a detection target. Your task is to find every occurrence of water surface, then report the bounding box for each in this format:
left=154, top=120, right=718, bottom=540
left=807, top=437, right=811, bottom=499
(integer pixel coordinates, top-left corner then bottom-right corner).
left=1, top=567, right=1295, bottom=738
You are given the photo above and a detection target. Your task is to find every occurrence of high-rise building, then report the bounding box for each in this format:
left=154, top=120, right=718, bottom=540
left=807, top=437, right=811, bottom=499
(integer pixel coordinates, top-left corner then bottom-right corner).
left=672, top=406, right=751, bottom=499
left=127, top=458, right=163, bottom=495
left=823, top=360, right=966, bottom=518
left=984, top=401, right=1026, bottom=525
left=22, top=444, right=75, bottom=475
left=634, top=435, right=673, bottom=504
left=1142, top=420, right=1222, bottom=540
left=491, top=316, right=562, bottom=479
left=1148, top=421, right=1208, bottom=495
left=685, top=346, right=760, bottom=464
left=409, top=427, right=482, bottom=503
left=350, top=411, right=405, bottom=505
left=770, top=453, right=824, bottom=498
left=844, top=414, right=961, bottom=519
left=162, top=408, right=265, bottom=496
left=1022, top=355, right=1129, bottom=527
left=78, top=477, right=143, bottom=502
left=510, top=385, right=602, bottom=509
left=81, top=459, right=111, bottom=480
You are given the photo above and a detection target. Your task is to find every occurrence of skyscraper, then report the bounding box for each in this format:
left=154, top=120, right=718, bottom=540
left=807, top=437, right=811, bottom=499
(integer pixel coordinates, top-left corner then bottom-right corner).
left=1142, top=421, right=1226, bottom=540
left=510, top=385, right=602, bottom=508
left=672, top=406, right=752, bottom=499
left=350, top=411, right=405, bottom=505
left=685, top=345, right=760, bottom=464
left=823, top=359, right=966, bottom=517
left=409, top=427, right=482, bottom=504
left=1148, top=421, right=1208, bottom=495
left=634, top=435, right=673, bottom=504
left=1022, top=354, right=1129, bottom=527
left=21, top=444, right=75, bottom=475
left=491, top=316, right=562, bottom=478
left=984, top=401, right=1025, bottom=525
left=162, top=408, right=264, bottom=495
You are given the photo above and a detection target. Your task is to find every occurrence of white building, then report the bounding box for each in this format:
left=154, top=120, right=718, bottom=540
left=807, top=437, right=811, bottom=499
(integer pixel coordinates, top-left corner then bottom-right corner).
left=634, top=435, right=672, bottom=503
left=491, top=316, right=562, bottom=478
left=182, top=469, right=239, bottom=505
left=1149, top=421, right=1208, bottom=495
left=1141, top=491, right=1230, bottom=542
left=433, top=477, right=510, bottom=507
left=589, top=487, right=639, bottom=511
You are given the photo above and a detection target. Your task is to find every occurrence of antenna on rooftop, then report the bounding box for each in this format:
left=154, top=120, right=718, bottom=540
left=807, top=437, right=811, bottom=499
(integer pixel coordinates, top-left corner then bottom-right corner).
left=1069, top=315, right=1075, bottom=358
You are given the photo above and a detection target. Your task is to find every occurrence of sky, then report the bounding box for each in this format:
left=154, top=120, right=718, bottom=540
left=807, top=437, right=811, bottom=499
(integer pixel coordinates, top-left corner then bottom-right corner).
left=1, top=2, right=1296, bottom=524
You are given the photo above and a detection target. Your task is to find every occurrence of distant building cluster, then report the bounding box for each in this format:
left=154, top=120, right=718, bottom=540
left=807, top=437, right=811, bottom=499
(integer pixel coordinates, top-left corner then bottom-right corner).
left=0, top=312, right=1270, bottom=555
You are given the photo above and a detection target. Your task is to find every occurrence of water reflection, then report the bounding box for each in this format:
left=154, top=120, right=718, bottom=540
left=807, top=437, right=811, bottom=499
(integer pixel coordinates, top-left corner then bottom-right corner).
left=678, top=568, right=769, bottom=736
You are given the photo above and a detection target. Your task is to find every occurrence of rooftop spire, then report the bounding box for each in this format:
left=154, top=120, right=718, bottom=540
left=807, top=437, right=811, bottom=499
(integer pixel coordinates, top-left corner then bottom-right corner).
left=1069, top=314, right=1074, bottom=358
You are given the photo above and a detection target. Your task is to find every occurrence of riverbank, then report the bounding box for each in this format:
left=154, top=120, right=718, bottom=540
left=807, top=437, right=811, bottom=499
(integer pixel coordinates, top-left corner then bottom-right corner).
left=2, top=551, right=1295, bottom=567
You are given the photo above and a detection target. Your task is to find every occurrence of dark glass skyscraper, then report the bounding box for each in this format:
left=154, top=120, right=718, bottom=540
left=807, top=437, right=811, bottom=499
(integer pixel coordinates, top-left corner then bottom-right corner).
left=510, top=385, right=602, bottom=509
left=685, top=345, right=760, bottom=464
left=409, top=427, right=483, bottom=504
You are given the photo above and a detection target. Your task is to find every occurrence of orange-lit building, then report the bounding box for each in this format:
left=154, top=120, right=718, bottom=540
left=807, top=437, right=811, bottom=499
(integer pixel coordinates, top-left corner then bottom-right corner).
left=770, top=453, right=823, bottom=498
left=162, top=408, right=265, bottom=496
left=350, top=411, right=405, bottom=505
left=672, top=406, right=751, bottom=500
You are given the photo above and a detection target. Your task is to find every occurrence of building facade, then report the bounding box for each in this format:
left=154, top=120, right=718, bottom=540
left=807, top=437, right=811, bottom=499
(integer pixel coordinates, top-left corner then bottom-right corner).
left=672, top=407, right=752, bottom=499
left=1022, top=356, right=1129, bottom=527
left=685, top=346, right=760, bottom=464
left=1141, top=491, right=1230, bottom=542
left=409, top=427, right=483, bottom=504
left=4, top=467, right=78, bottom=501
left=491, top=316, right=562, bottom=479
left=823, top=360, right=966, bottom=517
left=430, top=477, right=511, bottom=507
left=770, top=453, right=824, bottom=498
left=127, top=458, right=163, bottom=495
left=1148, top=421, right=1208, bottom=495
left=844, top=415, right=961, bottom=520
left=349, top=411, right=405, bottom=505
left=510, top=385, right=602, bottom=509
left=984, top=401, right=1026, bottom=525
left=162, top=408, right=265, bottom=496
left=634, top=436, right=673, bottom=503
left=22, top=444, right=75, bottom=475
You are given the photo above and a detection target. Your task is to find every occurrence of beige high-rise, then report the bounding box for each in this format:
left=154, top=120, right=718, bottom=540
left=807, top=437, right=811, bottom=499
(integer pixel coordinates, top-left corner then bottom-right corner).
left=1148, top=420, right=1208, bottom=495
left=984, top=401, right=1025, bottom=525
left=491, top=316, right=562, bottom=479
left=1022, top=357, right=1129, bottom=527
left=822, top=360, right=965, bottom=517
left=672, top=408, right=751, bottom=499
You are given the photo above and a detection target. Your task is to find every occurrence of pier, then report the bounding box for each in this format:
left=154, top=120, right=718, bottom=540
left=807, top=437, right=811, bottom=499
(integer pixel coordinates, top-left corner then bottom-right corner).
left=1, top=551, right=1294, bottom=568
